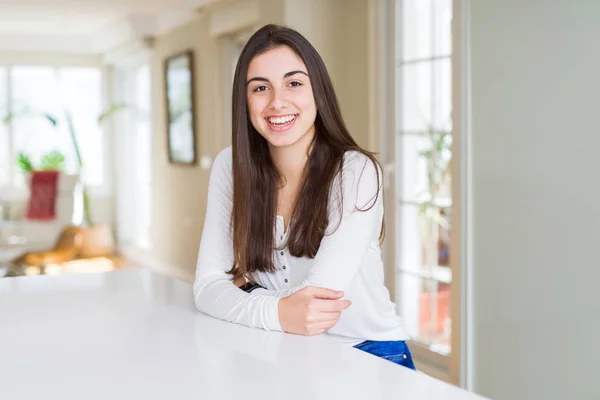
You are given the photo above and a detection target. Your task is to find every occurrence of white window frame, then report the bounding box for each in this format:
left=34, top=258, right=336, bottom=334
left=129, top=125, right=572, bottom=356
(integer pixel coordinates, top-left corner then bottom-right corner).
left=379, top=0, right=468, bottom=386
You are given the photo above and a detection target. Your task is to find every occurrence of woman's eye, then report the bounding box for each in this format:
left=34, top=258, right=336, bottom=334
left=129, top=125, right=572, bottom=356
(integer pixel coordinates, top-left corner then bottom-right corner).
left=253, top=85, right=268, bottom=92
left=288, top=81, right=302, bottom=87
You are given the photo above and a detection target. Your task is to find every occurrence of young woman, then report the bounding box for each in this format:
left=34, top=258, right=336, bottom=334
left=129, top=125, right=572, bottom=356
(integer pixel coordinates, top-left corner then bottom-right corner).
left=194, top=24, right=414, bottom=370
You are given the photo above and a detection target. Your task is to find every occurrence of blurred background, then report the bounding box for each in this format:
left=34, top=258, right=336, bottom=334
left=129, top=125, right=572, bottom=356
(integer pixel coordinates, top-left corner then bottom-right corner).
left=0, top=1, right=598, bottom=399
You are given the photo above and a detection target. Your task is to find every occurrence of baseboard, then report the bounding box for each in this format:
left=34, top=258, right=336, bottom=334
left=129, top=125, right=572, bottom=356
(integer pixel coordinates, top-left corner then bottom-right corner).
left=118, top=244, right=195, bottom=284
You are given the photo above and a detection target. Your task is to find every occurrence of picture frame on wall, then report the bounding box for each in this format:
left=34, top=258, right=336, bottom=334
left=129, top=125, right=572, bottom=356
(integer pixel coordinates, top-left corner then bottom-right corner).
left=164, top=50, right=197, bottom=165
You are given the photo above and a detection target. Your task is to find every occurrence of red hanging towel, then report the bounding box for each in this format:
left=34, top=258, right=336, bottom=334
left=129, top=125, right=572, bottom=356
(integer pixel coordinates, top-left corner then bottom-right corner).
left=26, top=171, right=60, bottom=221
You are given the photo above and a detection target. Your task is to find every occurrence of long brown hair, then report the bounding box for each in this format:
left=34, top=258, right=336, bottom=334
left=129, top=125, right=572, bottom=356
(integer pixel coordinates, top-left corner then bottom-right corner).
left=229, top=24, right=384, bottom=279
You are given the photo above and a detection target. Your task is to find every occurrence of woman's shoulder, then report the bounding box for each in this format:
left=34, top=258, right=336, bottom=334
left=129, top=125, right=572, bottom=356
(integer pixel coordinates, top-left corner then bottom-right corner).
left=330, top=150, right=383, bottom=211
left=341, top=150, right=381, bottom=177
left=213, top=146, right=233, bottom=173
left=215, top=146, right=233, bottom=164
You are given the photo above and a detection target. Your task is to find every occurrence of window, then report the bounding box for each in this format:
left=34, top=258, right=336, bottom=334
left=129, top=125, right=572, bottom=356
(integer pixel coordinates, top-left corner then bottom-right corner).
left=0, top=66, right=103, bottom=189
left=395, top=0, right=453, bottom=358
left=0, top=67, right=9, bottom=187
left=114, top=64, right=152, bottom=249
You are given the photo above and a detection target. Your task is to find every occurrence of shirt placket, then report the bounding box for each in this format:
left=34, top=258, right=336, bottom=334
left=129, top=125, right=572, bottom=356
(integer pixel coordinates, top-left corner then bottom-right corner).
left=276, top=219, right=290, bottom=287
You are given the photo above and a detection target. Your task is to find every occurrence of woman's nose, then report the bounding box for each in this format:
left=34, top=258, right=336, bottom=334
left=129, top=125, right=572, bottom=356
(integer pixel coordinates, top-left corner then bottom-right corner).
left=268, top=88, right=288, bottom=110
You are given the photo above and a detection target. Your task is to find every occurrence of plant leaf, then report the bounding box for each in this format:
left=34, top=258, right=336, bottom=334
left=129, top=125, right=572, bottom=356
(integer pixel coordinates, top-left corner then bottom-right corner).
left=97, top=103, right=128, bottom=125
left=38, top=150, right=65, bottom=171
left=44, top=114, right=58, bottom=127
left=64, top=110, right=83, bottom=169
left=16, top=152, right=34, bottom=173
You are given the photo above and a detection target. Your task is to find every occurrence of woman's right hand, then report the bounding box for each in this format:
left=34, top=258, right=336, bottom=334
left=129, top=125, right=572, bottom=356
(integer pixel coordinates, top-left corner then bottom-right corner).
left=278, top=286, right=352, bottom=336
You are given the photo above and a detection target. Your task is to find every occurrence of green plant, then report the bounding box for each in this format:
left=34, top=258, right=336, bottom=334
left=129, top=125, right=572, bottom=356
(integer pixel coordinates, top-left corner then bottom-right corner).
left=418, top=123, right=452, bottom=231
left=16, top=150, right=65, bottom=173
left=97, top=104, right=128, bottom=125
left=17, top=152, right=35, bottom=173
left=2, top=107, right=61, bottom=174
left=38, top=150, right=66, bottom=171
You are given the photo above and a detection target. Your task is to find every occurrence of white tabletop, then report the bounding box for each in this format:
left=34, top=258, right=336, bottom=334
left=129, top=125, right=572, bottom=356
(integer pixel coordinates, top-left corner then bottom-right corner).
left=0, top=268, right=488, bottom=400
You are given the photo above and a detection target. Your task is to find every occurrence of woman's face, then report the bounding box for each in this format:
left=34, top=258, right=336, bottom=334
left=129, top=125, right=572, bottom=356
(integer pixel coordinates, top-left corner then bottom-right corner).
left=246, top=45, right=317, bottom=152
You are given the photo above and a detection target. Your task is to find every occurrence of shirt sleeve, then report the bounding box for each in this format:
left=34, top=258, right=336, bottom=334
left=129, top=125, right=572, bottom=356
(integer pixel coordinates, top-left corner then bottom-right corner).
left=252, top=151, right=384, bottom=297
left=193, top=147, right=282, bottom=331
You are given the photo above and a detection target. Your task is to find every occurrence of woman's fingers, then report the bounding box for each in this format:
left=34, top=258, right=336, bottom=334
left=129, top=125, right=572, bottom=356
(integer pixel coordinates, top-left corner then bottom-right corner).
left=279, top=286, right=350, bottom=336
left=306, top=286, right=345, bottom=300
left=312, top=298, right=351, bottom=313
left=310, top=316, right=341, bottom=332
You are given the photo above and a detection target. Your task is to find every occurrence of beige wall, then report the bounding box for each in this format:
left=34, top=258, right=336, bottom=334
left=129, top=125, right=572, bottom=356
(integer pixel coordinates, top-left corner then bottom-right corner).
left=282, top=0, right=372, bottom=149
left=148, top=0, right=379, bottom=280
left=150, top=16, right=216, bottom=277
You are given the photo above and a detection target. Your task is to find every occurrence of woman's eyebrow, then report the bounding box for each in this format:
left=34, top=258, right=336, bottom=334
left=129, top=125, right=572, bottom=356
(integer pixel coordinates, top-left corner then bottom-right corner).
left=284, top=70, right=309, bottom=78
left=246, top=70, right=309, bottom=85
left=246, top=76, right=269, bottom=86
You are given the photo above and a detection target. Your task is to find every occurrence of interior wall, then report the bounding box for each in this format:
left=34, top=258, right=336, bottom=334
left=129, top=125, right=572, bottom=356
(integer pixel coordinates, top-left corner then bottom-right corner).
left=468, top=1, right=600, bottom=399
left=149, top=15, right=218, bottom=279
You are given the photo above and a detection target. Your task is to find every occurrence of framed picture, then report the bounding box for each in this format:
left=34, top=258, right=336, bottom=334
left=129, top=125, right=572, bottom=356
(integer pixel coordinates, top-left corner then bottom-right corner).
left=164, top=50, right=197, bottom=165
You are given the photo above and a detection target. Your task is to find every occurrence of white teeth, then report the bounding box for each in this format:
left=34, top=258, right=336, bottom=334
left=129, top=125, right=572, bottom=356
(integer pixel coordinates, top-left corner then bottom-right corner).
left=268, top=115, right=296, bottom=125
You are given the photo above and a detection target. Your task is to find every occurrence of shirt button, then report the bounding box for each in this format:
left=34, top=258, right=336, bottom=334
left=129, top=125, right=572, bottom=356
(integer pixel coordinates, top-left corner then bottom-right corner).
left=282, top=266, right=286, bottom=270
left=280, top=236, right=283, bottom=240
left=280, top=251, right=284, bottom=256
left=284, top=279, right=288, bottom=283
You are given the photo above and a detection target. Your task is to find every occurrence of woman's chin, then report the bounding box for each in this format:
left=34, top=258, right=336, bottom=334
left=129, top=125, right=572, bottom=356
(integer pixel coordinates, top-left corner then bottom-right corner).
left=265, top=132, right=301, bottom=149
left=260, top=124, right=315, bottom=151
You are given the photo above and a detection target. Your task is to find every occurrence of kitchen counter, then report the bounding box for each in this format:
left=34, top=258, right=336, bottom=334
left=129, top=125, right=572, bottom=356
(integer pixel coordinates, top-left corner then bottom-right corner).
left=0, top=268, right=488, bottom=400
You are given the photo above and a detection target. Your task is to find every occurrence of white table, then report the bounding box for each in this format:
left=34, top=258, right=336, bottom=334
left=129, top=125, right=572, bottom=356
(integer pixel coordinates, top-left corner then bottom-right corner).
left=0, top=268, right=488, bottom=400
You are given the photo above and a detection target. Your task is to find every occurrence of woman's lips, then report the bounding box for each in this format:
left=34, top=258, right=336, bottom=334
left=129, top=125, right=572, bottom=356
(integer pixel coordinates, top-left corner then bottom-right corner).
left=265, top=114, right=298, bottom=132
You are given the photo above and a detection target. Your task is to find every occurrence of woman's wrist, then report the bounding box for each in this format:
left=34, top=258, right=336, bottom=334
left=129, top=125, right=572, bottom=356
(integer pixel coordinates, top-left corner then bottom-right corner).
left=240, top=281, right=265, bottom=293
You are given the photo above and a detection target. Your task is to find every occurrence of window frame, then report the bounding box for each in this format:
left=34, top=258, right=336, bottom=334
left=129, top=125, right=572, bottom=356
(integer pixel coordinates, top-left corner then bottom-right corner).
left=382, top=0, right=466, bottom=385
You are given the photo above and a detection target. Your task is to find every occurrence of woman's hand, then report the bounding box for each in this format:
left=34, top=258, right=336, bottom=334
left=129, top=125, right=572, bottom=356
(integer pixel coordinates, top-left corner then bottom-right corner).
left=278, top=286, right=351, bottom=336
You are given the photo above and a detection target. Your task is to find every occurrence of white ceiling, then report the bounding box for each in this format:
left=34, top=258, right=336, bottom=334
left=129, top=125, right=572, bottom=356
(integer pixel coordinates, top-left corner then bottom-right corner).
left=0, top=0, right=218, bottom=53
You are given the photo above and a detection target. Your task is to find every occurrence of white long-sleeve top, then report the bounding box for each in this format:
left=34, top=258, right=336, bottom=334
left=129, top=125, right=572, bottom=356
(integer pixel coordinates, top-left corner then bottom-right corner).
left=193, top=146, right=408, bottom=345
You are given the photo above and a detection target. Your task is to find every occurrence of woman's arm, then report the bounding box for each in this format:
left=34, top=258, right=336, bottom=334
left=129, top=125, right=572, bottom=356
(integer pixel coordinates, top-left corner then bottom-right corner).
left=193, top=148, right=282, bottom=331
left=194, top=148, right=360, bottom=334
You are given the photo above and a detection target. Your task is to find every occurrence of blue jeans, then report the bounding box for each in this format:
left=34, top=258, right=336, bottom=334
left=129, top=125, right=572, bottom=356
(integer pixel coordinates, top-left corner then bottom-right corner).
left=354, top=340, right=416, bottom=370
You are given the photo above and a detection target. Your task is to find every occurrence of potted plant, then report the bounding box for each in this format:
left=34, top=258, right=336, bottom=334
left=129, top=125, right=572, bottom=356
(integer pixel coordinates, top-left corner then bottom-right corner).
left=17, top=150, right=66, bottom=174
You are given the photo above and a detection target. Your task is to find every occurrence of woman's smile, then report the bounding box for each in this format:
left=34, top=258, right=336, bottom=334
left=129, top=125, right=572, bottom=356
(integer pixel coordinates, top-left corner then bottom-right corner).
left=265, top=113, right=299, bottom=132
